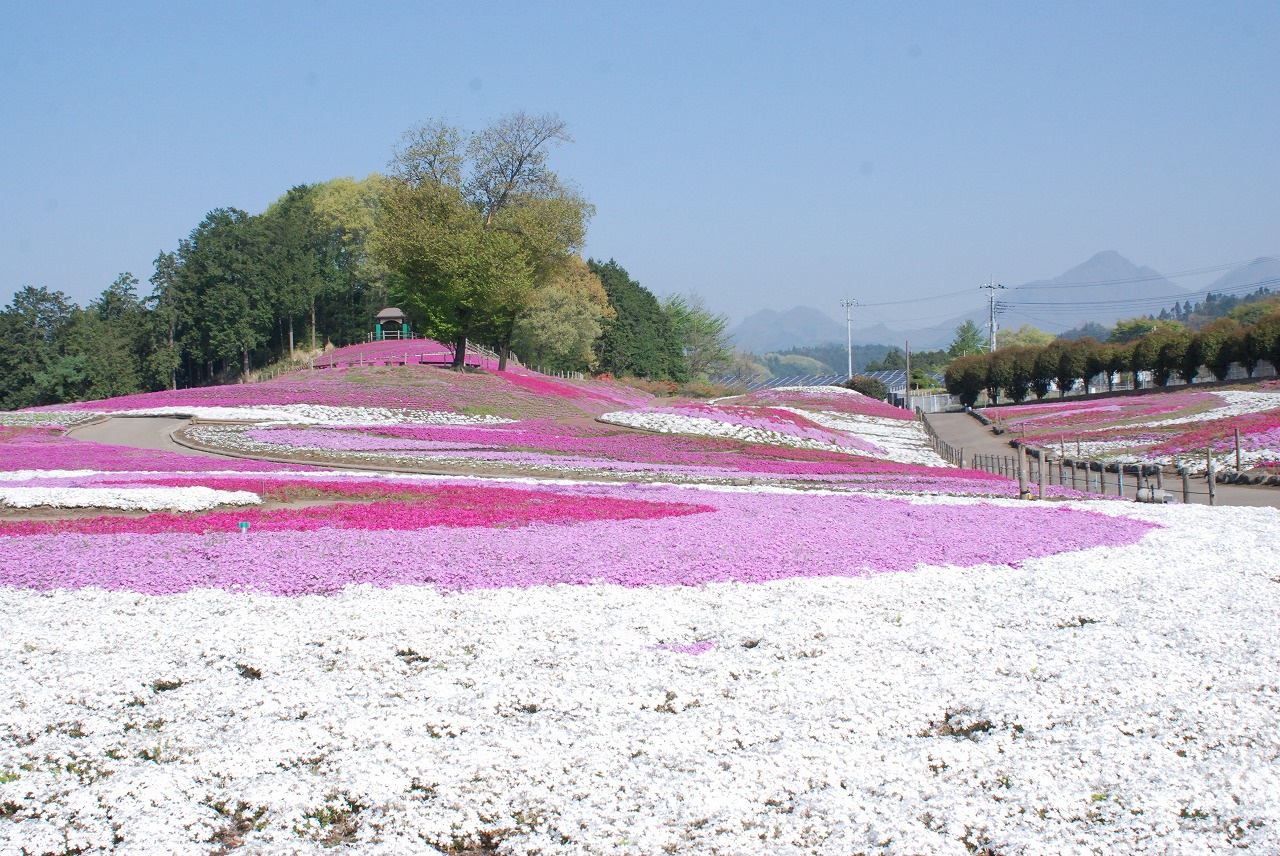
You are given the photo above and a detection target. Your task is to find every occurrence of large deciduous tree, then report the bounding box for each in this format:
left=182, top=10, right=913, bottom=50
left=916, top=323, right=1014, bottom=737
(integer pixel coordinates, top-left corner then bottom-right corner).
left=943, top=353, right=988, bottom=408
left=378, top=113, right=593, bottom=370
left=661, top=294, right=734, bottom=379
left=511, top=256, right=614, bottom=372
left=1194, top=317, right=1242, bottom=381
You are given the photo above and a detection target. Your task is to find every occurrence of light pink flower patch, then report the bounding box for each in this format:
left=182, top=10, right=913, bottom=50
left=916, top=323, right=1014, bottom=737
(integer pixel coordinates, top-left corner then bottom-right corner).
left=0, top=484, right=1157, bottom=596
left=0, top=427, right=302, bottom=473
left=656, top=641, right=717, bottom=655
left=723, top=387, right=915, bottom=420
left=0, top=482, right=708, bottom=537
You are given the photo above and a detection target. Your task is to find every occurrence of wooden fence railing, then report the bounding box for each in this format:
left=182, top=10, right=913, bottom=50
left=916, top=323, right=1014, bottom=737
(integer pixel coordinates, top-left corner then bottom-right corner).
left=919, top=411, right=1208, bottom=503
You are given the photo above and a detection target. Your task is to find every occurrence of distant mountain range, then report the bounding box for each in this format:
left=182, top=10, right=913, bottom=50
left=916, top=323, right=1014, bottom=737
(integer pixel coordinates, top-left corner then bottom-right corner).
left=728, top=251, right=1280, bottom=354
left=727, top=307, right=900, bottom=354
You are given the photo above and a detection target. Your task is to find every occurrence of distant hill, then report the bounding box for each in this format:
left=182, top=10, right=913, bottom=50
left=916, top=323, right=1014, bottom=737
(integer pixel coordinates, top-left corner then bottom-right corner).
left=731, top=252, right=1276, bottom=356
left=1006, top=251, right=1187, bottom=328
left=933, top=251, right=1191, bottom=340
left=1201, top=256, right=1280, bottom=294
left=728, top=306, right=898, bottom=354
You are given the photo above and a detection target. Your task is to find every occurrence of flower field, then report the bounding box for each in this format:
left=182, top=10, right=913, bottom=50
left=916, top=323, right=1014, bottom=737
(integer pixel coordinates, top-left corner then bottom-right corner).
left=3, top=369, right=1279, bottom=853
left=982, top=387, right=1280, bottom=471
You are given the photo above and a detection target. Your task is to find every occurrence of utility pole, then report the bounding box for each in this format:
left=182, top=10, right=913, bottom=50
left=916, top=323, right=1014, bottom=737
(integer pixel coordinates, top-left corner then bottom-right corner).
left=981, top=279, right=1006, bottom=352
left=840, top=299, right=857, bottom=380
left=904, top=340, right=912, bottom=413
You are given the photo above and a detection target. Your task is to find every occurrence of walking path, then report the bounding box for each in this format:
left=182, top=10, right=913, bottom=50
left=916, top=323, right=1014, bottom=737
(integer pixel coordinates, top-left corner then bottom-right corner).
left=926, top=411, right=1280, bottom=508
left=71, top=416, right=223, bottom=457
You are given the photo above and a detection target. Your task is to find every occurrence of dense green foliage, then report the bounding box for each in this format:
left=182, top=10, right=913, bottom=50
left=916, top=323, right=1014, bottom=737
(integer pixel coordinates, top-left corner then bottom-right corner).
left=945, top=305, right=1280, bottom=405
left=1153, top=286, right=1278, bottom=328
left=866, top=347, right=950, bottom=374
left=843, top=374, right=888, bottom=400
left=589, top=260, right=688, bottom=382
left=661, top=294, right=733, bottom=379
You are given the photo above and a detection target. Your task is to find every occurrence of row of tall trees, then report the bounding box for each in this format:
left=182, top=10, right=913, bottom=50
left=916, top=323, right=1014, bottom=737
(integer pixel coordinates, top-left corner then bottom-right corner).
left=0, top=177, right=388, bottom=409
left=2, top=113, right=733, bottom=407
left=945, top=313, right=1280, bottom=407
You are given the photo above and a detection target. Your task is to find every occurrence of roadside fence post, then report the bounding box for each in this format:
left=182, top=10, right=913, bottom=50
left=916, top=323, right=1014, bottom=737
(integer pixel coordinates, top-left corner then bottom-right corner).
left=1208, top=462, right=1217, bottom=506
left=1180, top=467, right=1191, bottom=505
left=1235, top=428, right=1242, bottom=472
left=1017, top=444, right=1029, bottom=499
left=1038, top=451, right=1047, bottom=499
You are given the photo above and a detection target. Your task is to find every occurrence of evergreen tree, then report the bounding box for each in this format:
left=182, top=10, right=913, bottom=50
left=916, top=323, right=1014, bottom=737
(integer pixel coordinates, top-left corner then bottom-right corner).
left=589, top=259, right=687, bottom=381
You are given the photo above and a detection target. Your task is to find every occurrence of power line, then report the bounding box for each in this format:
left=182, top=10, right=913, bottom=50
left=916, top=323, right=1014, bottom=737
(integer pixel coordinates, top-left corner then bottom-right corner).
left=856, top=288, right=975, bottom=307
left=1006, top=275, right=1280, bottom=312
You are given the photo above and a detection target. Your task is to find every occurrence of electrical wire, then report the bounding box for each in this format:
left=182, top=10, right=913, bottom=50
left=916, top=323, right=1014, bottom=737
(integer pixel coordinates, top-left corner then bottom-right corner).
left=845, top=256, right=1280, bottom=339
left=1005, top=276, right=1280, bottom=312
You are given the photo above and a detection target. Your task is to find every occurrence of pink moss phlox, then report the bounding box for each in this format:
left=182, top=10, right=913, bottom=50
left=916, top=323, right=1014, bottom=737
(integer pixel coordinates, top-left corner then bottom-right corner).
left=311, top=338, right=495, bottom=370
left=248, top=421, right=960, bottom=479
left=987, top=391, right=1224, bottom=435
left=0, top=489, right=1158, bottom=595
left=27, top=364, right=647, bottom=419
left=1152, top=410, right=1280, bottom=455
left=656, top=641, right=716, bottom=655
left=722, top=387, right=914, bottom=421
left=493, top=370, right=647, bottom=406
left=0, top=483, right=710, bottom=537
left=244, top=427, right=499, bottom=452
left=0, top=428, right=302, bottom=473
left=644, top=404, right=885, bottom=452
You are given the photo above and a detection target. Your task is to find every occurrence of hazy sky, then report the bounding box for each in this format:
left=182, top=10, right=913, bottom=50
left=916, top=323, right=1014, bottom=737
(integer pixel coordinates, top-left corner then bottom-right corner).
left=3, top=1, right=1277, bottom=334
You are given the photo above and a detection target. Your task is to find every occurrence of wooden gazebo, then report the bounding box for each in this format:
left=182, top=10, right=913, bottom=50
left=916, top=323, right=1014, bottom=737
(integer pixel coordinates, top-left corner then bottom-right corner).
left=373, top=307, right=412, bottom=341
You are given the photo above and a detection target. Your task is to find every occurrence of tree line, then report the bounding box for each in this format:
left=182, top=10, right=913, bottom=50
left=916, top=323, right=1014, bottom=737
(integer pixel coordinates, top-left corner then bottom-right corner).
left=944, top=312, right=1280, bottom=407
left=0, top=113, right=735, bottom=409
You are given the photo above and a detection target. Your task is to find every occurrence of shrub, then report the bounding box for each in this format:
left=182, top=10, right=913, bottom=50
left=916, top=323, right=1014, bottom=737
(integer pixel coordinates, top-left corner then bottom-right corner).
left=944, top=355, right=987, bottom=408
left=843, top=375, right=888, bottom=400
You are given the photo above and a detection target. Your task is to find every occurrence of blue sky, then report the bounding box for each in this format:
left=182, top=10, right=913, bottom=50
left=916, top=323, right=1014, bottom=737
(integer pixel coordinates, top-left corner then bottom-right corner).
left=2, top=1, right=1277, bottom=333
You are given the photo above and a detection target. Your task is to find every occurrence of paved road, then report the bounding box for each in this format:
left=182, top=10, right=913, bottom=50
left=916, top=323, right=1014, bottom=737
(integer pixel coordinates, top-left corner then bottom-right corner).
left=926, top=411, right=1280, bottom=509
left=70, top=417, right=226, bottom=458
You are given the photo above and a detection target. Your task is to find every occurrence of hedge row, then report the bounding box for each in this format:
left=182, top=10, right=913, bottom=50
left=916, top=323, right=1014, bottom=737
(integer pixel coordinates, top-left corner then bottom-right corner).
left=944, top=315, right=1280, bottom=407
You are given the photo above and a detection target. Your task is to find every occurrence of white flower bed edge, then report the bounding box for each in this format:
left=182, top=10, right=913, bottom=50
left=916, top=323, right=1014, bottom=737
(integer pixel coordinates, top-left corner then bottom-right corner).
left=0, top=486, right=261, bottom=512
left=112, top=404, right=513, bottom=426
